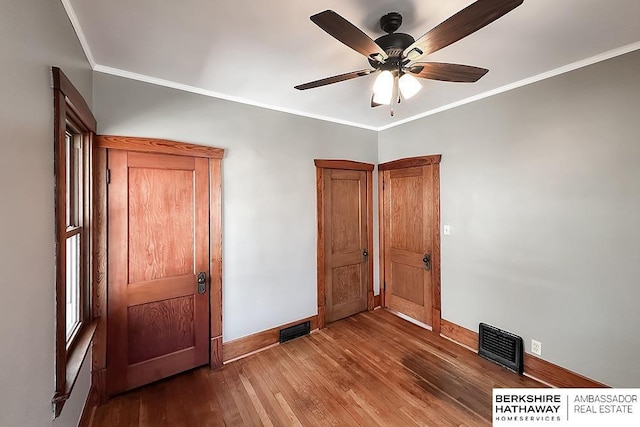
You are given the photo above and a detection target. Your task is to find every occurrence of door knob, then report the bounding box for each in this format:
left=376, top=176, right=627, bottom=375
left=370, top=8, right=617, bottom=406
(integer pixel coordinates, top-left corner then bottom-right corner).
left=197, top=272, right=207, bottom=294
left=423, top=254, right=431, bottom=271
left=363, top=249, right=368, bottom=261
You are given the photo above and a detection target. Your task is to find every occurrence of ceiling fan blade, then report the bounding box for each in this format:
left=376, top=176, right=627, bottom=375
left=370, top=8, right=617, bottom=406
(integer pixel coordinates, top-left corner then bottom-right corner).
left=311, top=10, right=388, bottom=62
left=408, top=62, right=489, bottom=82
left=295, top=69, right=373, bottom=90
left=403, top=0, right=523, bottom=60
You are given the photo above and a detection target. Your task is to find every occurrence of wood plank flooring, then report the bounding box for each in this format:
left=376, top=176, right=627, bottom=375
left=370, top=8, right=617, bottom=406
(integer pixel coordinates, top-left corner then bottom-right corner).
left=91, top=309, right=543, bottom=426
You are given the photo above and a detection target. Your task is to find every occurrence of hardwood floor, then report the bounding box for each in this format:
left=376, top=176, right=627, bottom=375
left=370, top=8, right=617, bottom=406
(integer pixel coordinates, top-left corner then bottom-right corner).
left=91, top=309, right=543, bottom=426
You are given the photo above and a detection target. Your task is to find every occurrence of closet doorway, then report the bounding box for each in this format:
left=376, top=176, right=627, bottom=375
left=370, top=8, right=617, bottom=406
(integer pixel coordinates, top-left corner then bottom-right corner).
left=315, top=160, right=374, bottom=328
left=379, top=155, right=441, bottom=332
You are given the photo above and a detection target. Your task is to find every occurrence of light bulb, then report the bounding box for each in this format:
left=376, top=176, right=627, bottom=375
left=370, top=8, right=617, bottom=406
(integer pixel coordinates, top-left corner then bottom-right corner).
left=399, top=73, right=422, bottom=99
left=372, top=71, right=394, bottom=105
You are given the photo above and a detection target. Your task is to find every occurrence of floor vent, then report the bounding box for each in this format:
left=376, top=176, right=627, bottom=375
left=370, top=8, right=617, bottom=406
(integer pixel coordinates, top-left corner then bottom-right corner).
left=478, top=323, right=523, bottom=374
left=279, top=321, right=311, bottom=343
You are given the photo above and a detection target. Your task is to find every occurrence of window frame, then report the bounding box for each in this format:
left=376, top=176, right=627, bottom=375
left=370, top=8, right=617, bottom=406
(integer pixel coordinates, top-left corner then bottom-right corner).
left=52, top=67, right=98, bottom=417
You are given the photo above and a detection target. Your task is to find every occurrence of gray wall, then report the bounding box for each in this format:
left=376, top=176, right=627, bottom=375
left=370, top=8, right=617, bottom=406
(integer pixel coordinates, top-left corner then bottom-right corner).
left=0, top=0, right=93, bottom=426
left=379, top=50, right=640, bottom=387
left=93, top=73, right=379, bottom=341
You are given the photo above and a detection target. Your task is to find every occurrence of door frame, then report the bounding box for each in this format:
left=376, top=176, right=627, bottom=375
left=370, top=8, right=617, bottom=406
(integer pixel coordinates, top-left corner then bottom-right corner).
left=92, top=135, right=224, bottom=401
left=378, top=155, right=442, bottom=333
left=315, top=159, right=374, bottom=329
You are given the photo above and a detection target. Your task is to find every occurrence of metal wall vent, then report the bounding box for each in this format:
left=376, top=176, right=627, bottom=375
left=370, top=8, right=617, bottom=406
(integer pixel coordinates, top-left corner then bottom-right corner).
left=478, top=323, right=523, bottom=374
left=279, top=321, right=311, bottom=344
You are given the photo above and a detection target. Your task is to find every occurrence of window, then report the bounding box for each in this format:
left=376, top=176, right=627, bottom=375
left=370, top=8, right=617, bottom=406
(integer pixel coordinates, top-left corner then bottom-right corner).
left=52, top=67, right=98, bottom=417
left=64, top=128, right=84, bottom=341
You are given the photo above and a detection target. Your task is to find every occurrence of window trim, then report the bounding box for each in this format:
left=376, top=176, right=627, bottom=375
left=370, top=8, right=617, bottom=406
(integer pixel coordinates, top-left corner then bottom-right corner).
left=52, top=67, right=98, bottom=417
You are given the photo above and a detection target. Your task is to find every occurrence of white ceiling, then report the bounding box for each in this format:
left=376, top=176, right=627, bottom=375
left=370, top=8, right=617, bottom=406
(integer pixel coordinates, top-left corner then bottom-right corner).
left=64, top=0, right=640, bottom=130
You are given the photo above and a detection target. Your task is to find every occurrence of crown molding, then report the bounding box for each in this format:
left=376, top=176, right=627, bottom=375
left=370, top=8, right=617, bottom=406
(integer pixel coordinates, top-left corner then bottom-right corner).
left=93, top=64, right=379, bottom=131
left=377, top=41, right=640, bottom=131
left=60, top=0, right=96, bottom=68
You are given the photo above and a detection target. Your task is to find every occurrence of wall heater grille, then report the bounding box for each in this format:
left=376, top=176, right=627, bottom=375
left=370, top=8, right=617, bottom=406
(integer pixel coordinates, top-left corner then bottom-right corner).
left=279, top=321, right=311, bottom=343
left=478, top=323, right=523, bottom=374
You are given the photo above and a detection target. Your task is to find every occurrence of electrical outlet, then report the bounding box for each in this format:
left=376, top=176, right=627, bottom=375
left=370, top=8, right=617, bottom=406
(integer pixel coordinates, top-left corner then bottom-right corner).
left=531, top=339, right=542, bottom=356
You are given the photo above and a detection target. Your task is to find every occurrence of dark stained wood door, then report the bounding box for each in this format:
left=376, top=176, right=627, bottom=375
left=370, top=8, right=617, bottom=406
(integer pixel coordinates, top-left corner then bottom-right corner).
left=107, top=150, right=210, bottom=395
left=323, top=169, right=369, bottom=323
left=381, top=156, right=441, bottom=329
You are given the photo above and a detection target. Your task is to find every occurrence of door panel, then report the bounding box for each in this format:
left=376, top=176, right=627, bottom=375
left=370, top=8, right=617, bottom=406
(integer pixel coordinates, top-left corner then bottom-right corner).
left=127, top=295, right=195, bottom=364
left=128, top=167, right=195, bottom=282
left=389, top=171, right=424, bottom=253
left=332, top=264, right=362, bottom=306
left=383, top=164, right=438, bottom=327
left=107, top=150, right=209, bottom=395
left=391, top=263, right=423, bottom=305
left=325, top=169, right=368, bottom=323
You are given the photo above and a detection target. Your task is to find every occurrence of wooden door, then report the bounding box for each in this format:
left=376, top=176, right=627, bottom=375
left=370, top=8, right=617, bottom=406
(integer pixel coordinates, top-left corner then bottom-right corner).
left=380, top=156, right=441, bottom=331
left=316, top=160, right=374, bottom=327
left=107, top=150, right=210, bottom=394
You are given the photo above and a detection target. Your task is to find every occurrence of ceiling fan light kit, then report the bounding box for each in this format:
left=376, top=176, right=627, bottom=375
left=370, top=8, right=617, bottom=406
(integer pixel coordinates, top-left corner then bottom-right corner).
left=372, top=71, right=394, bottom=105
left=295, top=0, right=524, bottom=116
left=399, top=73, right=422, bottom=99
left=372, top=72, right=422, bottom=106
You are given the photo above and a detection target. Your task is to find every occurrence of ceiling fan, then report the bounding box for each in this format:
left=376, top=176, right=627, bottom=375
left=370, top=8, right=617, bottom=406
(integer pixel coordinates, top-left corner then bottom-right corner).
left=295, top=0, right=524, bottom=115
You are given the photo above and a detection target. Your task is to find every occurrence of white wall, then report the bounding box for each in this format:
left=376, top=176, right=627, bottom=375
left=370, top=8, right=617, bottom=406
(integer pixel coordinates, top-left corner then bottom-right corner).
left=0, top=1, right=93, bottom=426
left=92, top=73, right=379, bottom=341
left=379, top=50, right=640, bottom=387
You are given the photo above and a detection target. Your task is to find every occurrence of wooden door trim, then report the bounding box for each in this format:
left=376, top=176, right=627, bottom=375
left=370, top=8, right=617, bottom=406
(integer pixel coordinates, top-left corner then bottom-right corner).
left=209, top=157, right=223, bottom=368
left=316, top=167, right=326, bottom=328
left=105, top=150, right=129, bottom=395
left=377, top=171, right=385, bottom=308
left=378, top=156, right=442, bottom=333
left=314, top=159, right=375, bottom=171
left=92, top=146, right=108, bottom=403
left=96, top=135, right=224, bottom=159
left=315, top=160, right=374, bottom=329
left=378, top=155, right=442, bottom=171
left=93, top=136, right=225, bottom=398
left=431, top=162, right=442, bottom=332
left=366, top=169, right=374, bottom=311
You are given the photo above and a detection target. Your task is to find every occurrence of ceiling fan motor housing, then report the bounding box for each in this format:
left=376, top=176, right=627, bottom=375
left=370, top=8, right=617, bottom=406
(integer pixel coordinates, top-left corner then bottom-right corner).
left=369, top=32, right=415, bottom=69
left=368, top=12, right=415, bottom=69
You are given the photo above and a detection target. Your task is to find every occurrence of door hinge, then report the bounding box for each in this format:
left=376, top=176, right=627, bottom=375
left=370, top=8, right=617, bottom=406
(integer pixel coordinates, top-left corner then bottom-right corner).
left=106, top=169, right=111, bottom=184
left=383, top=280, right=386, bottom=291
left=382, top=180, right=385, bottom=190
